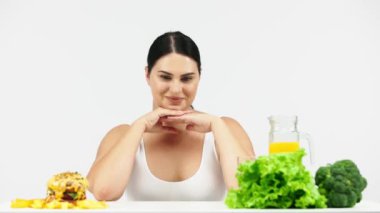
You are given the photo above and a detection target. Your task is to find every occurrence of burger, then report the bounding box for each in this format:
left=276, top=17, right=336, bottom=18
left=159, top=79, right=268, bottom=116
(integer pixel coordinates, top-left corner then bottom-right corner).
left=46, top=172, right=88, bottom=201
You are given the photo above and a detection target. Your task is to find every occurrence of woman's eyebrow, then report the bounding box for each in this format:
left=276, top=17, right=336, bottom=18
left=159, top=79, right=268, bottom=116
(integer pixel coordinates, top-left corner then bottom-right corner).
left=158, top=70, right=195, bottom=76
left=181, top=72, right=195, bottom=77
left=158, top=70, right=172, bottom=75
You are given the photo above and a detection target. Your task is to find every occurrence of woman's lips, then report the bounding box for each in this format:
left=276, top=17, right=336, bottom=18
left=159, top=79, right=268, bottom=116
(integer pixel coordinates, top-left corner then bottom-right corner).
left=166, top=96, right=184, bottom=104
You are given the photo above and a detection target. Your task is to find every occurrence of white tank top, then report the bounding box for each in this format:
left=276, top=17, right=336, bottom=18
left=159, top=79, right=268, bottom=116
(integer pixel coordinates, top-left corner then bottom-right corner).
left=125, top=133, right=226, bottom=201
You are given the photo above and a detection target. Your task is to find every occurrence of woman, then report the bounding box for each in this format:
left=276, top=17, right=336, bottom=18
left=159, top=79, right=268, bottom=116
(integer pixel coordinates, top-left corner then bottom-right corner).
left=87, top=31, right=255, bottom=201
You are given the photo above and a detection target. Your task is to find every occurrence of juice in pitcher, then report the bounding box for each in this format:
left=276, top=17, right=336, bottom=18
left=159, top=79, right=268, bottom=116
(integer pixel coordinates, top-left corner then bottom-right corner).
left=269, top=141, right=300, bottom=154
left=268, top=115, right=300, bottom=155
left=268, top=115, right=314, bottom=166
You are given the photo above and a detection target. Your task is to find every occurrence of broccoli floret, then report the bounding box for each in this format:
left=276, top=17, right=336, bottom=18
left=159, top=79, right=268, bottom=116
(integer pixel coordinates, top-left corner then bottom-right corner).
left=315, top=160, right=367, bottom=208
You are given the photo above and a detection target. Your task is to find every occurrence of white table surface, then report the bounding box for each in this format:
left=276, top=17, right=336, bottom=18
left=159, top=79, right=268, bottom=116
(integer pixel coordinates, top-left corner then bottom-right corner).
left=1, top=200, right=380, bottom=213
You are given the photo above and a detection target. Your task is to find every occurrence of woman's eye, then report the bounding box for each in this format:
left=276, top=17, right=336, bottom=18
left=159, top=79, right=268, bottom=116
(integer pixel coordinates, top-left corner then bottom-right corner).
left=181, top=77, right=193, bottom=82
left=160, top=75, right=171, bottom=80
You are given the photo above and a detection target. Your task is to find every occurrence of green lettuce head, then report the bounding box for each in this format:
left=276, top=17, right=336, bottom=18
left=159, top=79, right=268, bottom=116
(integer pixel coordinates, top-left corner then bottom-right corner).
left=225, top=149, right=327, bottom=208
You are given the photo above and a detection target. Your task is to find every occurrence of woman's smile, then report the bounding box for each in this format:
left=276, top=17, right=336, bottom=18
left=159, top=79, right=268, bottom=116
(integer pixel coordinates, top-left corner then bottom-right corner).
left=166, top=96, right=184, bottom=105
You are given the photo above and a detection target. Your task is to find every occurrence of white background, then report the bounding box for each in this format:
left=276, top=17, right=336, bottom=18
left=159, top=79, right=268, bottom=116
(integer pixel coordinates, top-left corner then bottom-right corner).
left=0, top=0, right=379, bottom=203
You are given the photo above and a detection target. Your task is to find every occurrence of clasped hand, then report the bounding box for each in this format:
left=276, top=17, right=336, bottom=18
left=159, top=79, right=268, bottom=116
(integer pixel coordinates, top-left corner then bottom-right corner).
left=140, top=107, right=218, bottom=134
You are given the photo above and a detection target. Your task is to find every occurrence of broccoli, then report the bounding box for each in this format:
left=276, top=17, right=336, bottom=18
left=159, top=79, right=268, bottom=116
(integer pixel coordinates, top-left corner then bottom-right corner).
left=315, top=159, right=367, bottom=208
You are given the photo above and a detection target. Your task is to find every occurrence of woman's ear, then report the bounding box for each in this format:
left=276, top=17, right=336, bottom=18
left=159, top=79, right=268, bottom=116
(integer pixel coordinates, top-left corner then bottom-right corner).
left=145, top=66, right=150, bottom=85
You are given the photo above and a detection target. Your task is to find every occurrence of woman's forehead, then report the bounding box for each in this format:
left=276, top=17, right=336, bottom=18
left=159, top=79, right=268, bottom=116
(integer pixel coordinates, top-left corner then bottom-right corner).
left=153, top=53, right=198, bottom=75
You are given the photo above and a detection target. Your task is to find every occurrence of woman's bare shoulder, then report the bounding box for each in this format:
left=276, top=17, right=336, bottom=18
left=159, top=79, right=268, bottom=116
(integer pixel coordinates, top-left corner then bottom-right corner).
left=108, top=124, right=131, bottom=135
left=102, top=124, right=131, bottom=144
left=95, top=124, right=131, bottom=159
left=220, top=116, right=249, bottom=138
left=220, top=116, right=241, bottom=128
left=220, top=116, right=255, bottom=156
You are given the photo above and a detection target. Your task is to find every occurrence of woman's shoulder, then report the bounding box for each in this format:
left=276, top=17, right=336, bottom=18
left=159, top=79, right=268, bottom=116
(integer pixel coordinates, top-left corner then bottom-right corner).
left=219, top=116, right=247, bottom=134
left=111, top=123, right=131, bottom=131
left=95, top=124, right=131, bottom=159
left=219, top=116, right=254, bottom=155
left=220, top=116, right=240, bottom=126
left=99, top=124, right=131, bottom=145
left=105, top=124, right=131, bottom=138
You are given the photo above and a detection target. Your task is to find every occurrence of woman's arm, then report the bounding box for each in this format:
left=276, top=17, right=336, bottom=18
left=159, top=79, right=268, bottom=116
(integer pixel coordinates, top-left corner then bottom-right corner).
left=87, top=108, right=188, bottom=201
left=211, top=116, right=255, bottom=189
left=87, top=121, right=145, bottom=201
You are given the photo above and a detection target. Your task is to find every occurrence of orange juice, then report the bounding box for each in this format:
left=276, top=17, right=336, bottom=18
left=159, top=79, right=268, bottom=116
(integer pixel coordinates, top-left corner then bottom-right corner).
left=269, top=142, right=300, bottom=154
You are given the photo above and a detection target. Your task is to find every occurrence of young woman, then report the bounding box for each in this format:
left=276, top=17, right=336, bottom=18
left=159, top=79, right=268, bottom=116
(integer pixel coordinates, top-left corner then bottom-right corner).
left=87, top=31, right=255, bottom=201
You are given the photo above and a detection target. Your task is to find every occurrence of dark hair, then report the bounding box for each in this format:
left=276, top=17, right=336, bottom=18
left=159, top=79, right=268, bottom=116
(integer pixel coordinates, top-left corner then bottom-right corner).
left=147, top=31, right=201, bottom=75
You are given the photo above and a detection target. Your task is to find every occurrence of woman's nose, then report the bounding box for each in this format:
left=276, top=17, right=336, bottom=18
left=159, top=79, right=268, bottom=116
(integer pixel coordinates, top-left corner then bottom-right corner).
left=169, top=81, right=182, bottom=93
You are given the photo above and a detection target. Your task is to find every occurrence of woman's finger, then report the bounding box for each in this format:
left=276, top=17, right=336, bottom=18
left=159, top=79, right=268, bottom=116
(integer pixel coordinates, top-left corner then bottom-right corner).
left=157, top=108, right=187, bottom=117
left=149, top=121, right=179, bottom=133
left=160, top=124, right=179, bottom=133
left=183, top=109, right=195, bottom=114
left=166, top=116, right=193, bottom=125
left=160, top=119, right=183, bottom=127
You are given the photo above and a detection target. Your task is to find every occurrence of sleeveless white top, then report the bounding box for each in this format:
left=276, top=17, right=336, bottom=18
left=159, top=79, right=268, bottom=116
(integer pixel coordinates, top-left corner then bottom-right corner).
left=125, top=133, right=226, bottom=201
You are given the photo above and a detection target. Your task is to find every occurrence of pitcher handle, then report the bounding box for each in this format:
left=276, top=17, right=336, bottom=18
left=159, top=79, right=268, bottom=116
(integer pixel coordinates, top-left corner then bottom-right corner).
left=300, top=132, right=314, bottom=165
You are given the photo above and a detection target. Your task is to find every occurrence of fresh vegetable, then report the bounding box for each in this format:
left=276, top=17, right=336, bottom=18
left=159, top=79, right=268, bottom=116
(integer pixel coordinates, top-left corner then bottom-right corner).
left=315, top=159, right=367, bottom=208
left=225, top=149, right=327, bottom=208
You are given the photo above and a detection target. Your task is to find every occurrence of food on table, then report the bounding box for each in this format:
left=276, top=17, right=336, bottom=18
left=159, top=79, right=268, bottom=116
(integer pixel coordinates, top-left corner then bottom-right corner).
left=315, top=159, right=367, bottom=208
left=11, top=199, right=107, bottom=209
left=11, top=171, right=107, bottom=209
left=225, top=149, right=327, bottom=208
left=46, top=171, right=88, bottom=201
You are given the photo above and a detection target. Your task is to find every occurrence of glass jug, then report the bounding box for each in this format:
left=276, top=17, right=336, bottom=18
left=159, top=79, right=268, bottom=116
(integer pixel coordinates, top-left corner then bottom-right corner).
left=268, top=115, right=313, bottom=165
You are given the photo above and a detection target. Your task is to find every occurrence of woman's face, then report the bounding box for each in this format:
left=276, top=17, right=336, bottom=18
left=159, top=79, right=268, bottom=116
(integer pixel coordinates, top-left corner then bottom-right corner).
left=146, top=53, right=200, bottom=111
